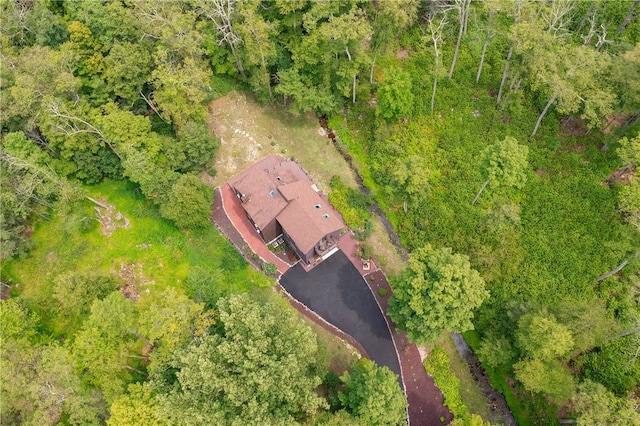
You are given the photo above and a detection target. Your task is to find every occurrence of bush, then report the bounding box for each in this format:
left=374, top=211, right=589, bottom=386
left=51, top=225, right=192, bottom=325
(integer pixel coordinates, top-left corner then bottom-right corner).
left=328, top=176, right=372, bottom=232
left=261, top=262, right=278, bottom=276
left=358, top=243, right=372, bottom=260
left=424, top=346, right=473, bottom=422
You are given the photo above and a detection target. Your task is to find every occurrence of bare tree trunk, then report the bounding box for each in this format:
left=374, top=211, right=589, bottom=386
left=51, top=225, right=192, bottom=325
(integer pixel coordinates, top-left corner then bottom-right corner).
left=616, top=0, right=640, bottom=36
left=477, top=39, right=489, bottom=83
left=462, top=0, right=470, bottom=35
left=352, top=74, right=356, bottom=104
left=532, top=95, right=557, bottom=136
left=607, top=326, right=640, bottom=340
left=449, top=7, right=465, bottom=79
left=476, top=8, right=494, bottom=83
left=597, top=253, right=639, bottom=281
left=85, top=196, right=110, bottom=210
left=472, top=179, right=489, bottom=205
left=370, top=51, right=377, bottom=84
left=497, top=46, right=513, bottom=104
left=576, top=2, right=595, bottom=34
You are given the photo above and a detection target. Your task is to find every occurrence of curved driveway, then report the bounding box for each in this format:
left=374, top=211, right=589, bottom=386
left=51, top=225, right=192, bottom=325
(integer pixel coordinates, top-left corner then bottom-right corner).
left=280, top=250, right=402, bottom=382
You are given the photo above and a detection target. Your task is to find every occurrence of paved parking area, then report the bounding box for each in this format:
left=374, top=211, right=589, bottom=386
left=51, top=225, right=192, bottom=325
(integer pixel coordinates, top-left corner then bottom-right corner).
left=280, top=250, right=402, bottom=381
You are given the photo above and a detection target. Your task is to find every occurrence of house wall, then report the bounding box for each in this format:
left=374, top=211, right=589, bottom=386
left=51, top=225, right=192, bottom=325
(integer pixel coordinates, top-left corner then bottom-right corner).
left=281, top=229, right=310, bottom=264
left=260, top=220, right=281, bottom=243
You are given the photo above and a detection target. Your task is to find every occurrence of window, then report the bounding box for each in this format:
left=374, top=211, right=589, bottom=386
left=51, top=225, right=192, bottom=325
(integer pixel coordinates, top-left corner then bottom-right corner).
left=322, top=214, right=329, bottom=219
left=314, top=204, right=321, bottom=209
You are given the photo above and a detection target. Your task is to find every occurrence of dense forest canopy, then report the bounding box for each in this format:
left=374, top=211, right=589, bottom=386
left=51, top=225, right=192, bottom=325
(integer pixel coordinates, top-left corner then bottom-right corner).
left=1, top=0, right=640, bottom=424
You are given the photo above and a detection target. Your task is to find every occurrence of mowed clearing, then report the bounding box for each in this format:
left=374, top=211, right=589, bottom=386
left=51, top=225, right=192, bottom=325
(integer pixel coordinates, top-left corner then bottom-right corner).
left=205, top=92, right=405, bottom=274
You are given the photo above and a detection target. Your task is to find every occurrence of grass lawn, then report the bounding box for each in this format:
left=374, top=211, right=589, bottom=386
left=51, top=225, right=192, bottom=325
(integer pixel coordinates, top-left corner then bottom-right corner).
left=3, top=179, right=271, bottom=336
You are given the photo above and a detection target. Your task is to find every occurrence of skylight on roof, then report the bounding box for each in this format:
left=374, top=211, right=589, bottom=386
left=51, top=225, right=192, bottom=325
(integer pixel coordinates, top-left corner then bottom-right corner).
left=269, top=190, right=275, bottom=197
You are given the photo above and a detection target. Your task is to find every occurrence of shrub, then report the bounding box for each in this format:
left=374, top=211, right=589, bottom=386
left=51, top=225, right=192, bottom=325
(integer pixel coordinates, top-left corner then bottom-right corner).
left=424, top=346, right=474, bottom=422
left=261, top=262, right=278, bottom=276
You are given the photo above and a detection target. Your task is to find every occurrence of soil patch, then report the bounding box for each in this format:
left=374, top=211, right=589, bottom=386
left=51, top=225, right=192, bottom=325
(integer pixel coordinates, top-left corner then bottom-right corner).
left=606, top=166, right=635, bottom=186
left=89, top=197, right=130, bottom=237
left=117, top=262, right=154, bottom=302
left=559, top=116, right=588, bottom=137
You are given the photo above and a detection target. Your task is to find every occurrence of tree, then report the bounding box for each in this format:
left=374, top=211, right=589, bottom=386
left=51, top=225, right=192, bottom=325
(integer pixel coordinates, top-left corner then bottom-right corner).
left=369, top=0, right=419, bottom=82
left=136, top=288, right=212, bottom=377
left=424, top=13, right=448, bottom=112
left=339, top=358, right=407, bottom=426
left=515, top=311, right=574, bottom=361
left=167, top=121, right=219, bottom=173
left=512, top=310, right=576, bottom=403
left=1, top=342, right=107, bottom=425
left=159, top=174, right=214, bottom=229
left=448, top=0, right=472, bottom=79
left=103, top=41, right=153, bottom=106
left=376, top=67, right=414, bottom=120
left=158, top=293, right=327, bottom=425
left=52, top=271, right=119, bottom=321
left=388, top=245, right=489, bottom=345
left=618, top=176, right=640, bottom=232
left=72, top=291, right=141, bottom=402
left=572, top=380, right=640, bottom=425
left=617, top=132, right=640, bottom=170
left=1, top=300, right=107, bottom=425
left=472, top=137, right=529, bottom=205
left=512, top=19, right=616, bottom=136
left=108, top=383, right=165, bottom=426
left=235, top=0, right=278, bottom=99
left=513, top=358, right=574, bottom=403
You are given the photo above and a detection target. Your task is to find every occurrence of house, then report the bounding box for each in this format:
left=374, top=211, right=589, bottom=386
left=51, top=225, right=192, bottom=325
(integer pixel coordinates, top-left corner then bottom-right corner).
left=228, top=155, right=344, bottom=265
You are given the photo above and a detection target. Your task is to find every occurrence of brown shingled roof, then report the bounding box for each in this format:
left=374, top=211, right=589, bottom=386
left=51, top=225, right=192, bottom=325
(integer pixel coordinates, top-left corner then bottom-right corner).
left=228, top=154, right=345, bottom=253
left=276, top=185, right=343, bottom=254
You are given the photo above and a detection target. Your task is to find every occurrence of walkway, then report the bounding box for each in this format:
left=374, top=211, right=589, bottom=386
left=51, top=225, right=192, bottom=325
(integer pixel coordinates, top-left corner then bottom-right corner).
left=365, top=269, right=452, bottom=426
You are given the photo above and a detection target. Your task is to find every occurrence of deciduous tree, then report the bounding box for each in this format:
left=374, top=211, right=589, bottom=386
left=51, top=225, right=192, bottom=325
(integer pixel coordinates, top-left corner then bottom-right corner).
left=472, top=137, right=529, bottom=205
left=389, top=245, right=489, bottom=345
left=339, top=358, right=407, bottom=426
left=572, top=380, right=640, bottom=425
left=158, top=293, right=326, bottom=424
left=159, top=174, right=214, bottom=229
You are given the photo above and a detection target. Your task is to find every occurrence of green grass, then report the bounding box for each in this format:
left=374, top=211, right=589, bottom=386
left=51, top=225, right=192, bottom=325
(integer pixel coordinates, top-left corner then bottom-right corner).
left=437, top=333, right=492, bottom=422
left=3, top=179, right=271, bottom=336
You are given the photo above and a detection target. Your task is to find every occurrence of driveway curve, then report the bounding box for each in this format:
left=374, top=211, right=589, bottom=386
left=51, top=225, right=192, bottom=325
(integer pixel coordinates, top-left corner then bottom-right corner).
left=280, top=250, right=402, bottom=381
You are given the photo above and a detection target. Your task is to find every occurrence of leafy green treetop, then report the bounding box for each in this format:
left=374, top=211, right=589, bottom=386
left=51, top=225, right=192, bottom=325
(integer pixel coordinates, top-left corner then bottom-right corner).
left=389, top=245, right=489, bottom=345
left=512, top=310, right=576, bottom=403
left=339, top=358, right=407, bottom=426
left=572, top=380, right=640, bottom=426
left=158, top=293, right=326, bottom=425
left=472, top=136, right=529, bottom=205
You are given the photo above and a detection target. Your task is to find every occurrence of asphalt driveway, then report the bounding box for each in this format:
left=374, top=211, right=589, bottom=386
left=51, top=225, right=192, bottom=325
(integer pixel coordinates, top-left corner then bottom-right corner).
left=280, top=250, right=402, bottom=382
